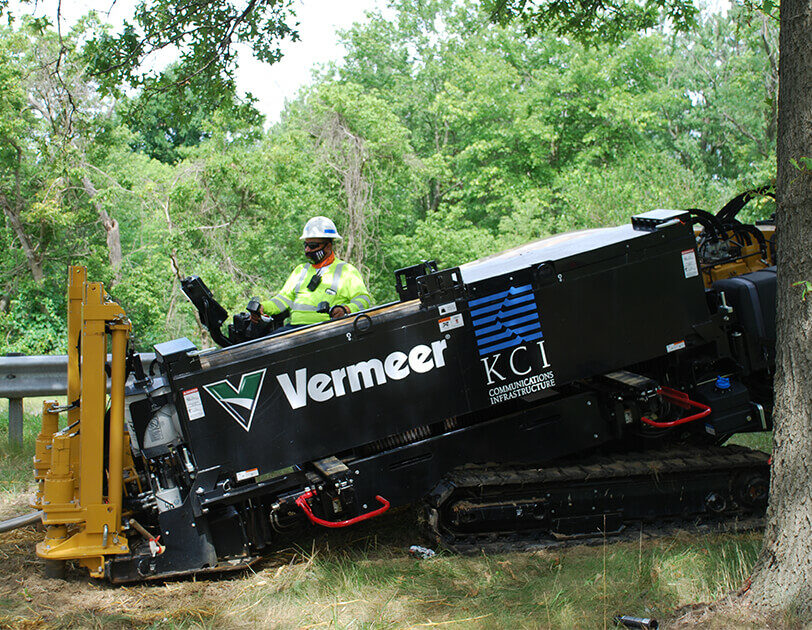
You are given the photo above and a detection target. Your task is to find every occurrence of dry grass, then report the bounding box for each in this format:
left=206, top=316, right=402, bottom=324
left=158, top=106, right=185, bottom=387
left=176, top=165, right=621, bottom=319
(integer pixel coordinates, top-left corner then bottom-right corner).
left=0, top=499, right=795, bottom=630
left=1, top=413, right=784, bottom=629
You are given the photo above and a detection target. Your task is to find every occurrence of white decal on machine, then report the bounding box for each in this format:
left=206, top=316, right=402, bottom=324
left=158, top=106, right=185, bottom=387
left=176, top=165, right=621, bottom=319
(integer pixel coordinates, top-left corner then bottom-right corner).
left=183, top=388, right=205, bottom=420
left=236, top=467, right=259, bottom=481
left=681, top=249, right=699, bottom=278
left=276, top=339, right=449, bottom=410
left=479, top=340, right=557, bottom=405
left=438, top=313, right=464, bottom=332
left=469, top=282, right=556, bottom=405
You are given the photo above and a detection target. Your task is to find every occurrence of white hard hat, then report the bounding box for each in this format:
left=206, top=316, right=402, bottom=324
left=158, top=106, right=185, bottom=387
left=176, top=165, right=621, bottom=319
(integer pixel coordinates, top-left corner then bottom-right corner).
left=300, top=216, right=342, bottom=240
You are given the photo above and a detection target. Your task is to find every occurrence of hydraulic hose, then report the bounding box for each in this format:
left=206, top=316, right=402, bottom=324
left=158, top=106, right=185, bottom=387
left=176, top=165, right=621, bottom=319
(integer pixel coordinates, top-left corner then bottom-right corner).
left=0, top=510, right=43, bottom=533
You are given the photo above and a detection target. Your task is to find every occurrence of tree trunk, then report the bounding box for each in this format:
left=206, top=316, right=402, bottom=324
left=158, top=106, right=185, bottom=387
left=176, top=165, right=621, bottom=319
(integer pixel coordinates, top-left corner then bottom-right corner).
left=0, top=192, right=44, bottom=282
left=82, top=175, right=123, bottom=287
left=311, top=111, right=373, bottom=273
left=746, top=0, right=812, bottom=618
left=0, top=143, right=45, bottom=282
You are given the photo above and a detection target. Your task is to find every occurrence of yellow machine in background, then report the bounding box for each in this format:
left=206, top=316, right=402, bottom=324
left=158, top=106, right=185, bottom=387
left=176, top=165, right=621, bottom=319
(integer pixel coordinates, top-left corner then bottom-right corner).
left=697, top=222, right=775, bottom=287
left=32, top=266, right=133, bottom=578
left=691, top=187, right=776, bottom=287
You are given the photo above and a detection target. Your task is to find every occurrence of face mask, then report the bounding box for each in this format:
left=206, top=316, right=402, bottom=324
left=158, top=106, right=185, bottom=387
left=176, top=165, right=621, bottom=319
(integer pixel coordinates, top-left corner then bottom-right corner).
left=304, top=241, right=329, bottom=263
left=306, top=247, right=326, bottom=263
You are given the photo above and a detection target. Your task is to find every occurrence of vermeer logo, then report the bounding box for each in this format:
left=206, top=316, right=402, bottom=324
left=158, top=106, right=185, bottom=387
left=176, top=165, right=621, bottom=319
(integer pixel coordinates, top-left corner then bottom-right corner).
left=276, top=340, right=449, bottom=410
left=203, top=369, right=266, bottom=432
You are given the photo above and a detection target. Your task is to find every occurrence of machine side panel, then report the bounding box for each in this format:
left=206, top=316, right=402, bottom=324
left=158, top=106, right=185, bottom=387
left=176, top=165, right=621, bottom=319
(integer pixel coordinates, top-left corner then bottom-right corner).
left=170, top=222, right=709, bottom=481
left=350, top=391, right=608, bottom=506
left=171, top=310, right=475, bottom=475
left=461, top=223, right=710, bottom=409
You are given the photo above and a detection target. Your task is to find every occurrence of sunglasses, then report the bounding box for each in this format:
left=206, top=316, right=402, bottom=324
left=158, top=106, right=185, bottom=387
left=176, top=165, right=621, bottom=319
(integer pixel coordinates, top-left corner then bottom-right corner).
left=303, top=241, right=329, bottom=250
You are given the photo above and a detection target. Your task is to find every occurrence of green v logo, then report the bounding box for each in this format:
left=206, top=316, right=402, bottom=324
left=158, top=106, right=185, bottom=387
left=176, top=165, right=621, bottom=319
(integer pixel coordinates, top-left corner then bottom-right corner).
left=203, top=369, right=266, bottom=432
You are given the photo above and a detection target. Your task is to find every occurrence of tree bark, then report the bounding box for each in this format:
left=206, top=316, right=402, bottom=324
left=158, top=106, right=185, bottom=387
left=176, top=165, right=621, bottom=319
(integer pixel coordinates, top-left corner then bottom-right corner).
left=0, top=191, right=44, bottom=283
left=311, top=111, right=373, bottom=272
left=746, top=0, right=812, bottom=618
left=81, top=175, right=123, bottom=287
left=0, top=140, right=45, bottom=282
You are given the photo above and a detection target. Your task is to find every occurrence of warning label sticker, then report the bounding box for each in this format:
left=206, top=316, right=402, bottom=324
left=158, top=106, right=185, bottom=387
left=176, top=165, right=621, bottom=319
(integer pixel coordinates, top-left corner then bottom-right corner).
left=666, top=340, right=687, bottom=353
left=183, top=388, right=205, bottom=420
left=681, top=249, right=699, bottom=278
left=236, top=468, right=259, bottom=481
left=439, top=313, right=464, bottom=332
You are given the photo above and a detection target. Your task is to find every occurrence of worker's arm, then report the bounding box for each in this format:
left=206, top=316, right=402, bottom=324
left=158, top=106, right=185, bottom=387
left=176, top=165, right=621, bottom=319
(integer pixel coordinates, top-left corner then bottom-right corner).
left=261, top=265, right=304, bottom=316
left=332, top=265, right=372, bottom=317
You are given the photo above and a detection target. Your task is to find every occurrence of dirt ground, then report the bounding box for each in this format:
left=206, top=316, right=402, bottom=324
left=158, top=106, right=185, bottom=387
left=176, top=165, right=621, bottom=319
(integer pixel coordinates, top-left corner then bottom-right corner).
left=0, top=490, right=791, bottom=630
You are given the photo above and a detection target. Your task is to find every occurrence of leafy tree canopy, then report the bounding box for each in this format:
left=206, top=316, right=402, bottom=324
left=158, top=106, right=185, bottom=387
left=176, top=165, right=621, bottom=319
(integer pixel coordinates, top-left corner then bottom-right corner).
left=119, top=63, right=264, bottom=163
left=485, top=0, right=699, bottom=44
left=81, top=0, right=299, bottom=100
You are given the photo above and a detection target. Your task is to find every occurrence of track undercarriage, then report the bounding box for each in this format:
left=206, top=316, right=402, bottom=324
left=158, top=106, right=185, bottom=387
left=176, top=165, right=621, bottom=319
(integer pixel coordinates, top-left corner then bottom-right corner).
left=424, top=445, right=770, bottom=553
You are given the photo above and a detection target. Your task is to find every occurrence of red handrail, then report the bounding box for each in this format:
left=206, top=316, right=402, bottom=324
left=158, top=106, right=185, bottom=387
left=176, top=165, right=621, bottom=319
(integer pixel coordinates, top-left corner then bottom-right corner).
left=295, top=489, right=390, bottom=528
left=640, top=386, right=711, bottom=428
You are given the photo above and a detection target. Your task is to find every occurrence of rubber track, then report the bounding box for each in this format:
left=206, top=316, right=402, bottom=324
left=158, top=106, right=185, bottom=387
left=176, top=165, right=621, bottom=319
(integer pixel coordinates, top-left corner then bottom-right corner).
left=425, top=445, right=769, bottom=554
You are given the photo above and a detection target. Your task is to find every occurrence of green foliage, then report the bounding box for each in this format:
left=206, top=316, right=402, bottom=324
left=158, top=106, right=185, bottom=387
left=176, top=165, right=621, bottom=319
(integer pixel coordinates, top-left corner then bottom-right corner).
left=0, top=1, right=779, bottom=354
left=0, top=287, right=66, bottom=355
left=118, top=64, right=265, bottom=163
left=486, top=0, right=699, bottom=45
left=83, top=0, right=298, bottom=100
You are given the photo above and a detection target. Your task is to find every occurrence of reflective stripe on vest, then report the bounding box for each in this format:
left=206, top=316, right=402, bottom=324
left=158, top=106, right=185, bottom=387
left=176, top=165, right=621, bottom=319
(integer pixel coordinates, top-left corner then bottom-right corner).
left=269, top=296, right=289, bottom=311
left=328, top=262, right=346, bottom=295
left=293, top=265, right=310, bottom=293
left=291, top=302, right=319, bottom=311
left=350, top=294, right=371, bottom=310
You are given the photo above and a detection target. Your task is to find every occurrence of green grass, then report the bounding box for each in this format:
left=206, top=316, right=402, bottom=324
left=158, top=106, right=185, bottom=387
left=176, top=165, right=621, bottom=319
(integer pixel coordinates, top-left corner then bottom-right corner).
left=0, top=408, right=41, bottom=497
left=0, top=397, right=69, bottom=499
left=2, top=519, right=769, bottom=629
left=269, top=534, right=753, bottom=629
left=0, top=407, right=779, bottom=628
left=727, top=431, right=772, bottom=454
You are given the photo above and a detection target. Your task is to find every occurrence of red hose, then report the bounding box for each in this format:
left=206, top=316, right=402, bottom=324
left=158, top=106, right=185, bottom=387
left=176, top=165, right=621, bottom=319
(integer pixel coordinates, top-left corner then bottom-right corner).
left=295, top=490, right=390, bottom=528
left=640, top=386, right=711, bottom=428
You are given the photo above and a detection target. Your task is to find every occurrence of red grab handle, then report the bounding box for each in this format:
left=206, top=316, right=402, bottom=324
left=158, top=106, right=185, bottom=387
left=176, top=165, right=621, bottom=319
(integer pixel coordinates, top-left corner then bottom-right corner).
left=295, top=490, right=390, bottom=528
left=640, top=386, right=711, bottom=428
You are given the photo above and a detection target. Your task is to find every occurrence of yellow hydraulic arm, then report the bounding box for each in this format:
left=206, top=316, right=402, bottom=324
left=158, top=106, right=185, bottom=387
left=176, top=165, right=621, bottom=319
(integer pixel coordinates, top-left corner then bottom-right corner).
left=33, top=266, right=132, bottom=578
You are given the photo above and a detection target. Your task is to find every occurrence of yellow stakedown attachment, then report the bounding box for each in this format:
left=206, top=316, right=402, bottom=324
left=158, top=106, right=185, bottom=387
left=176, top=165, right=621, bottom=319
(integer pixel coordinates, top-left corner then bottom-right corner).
left=35, top=267, right=132, bottom=579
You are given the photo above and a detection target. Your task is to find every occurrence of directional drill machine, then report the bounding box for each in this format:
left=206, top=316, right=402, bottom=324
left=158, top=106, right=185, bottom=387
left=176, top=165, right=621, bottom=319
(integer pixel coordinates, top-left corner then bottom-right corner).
left=31, top=197, right=776, bottom=582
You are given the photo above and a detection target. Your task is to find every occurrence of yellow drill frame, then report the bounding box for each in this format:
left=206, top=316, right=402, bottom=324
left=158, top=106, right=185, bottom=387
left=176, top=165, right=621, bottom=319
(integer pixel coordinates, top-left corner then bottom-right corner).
left=33, top=266, right=133, bottom=578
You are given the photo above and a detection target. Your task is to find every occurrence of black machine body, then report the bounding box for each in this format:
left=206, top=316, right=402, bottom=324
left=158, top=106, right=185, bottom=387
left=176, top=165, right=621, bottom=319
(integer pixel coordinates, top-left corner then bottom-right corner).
left=112, top=209, right=775, bottom=582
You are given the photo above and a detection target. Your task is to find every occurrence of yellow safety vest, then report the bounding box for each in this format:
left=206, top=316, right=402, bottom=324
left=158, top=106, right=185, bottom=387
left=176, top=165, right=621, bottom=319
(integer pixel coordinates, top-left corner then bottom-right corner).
left=262, top=257, right=373, bottom=326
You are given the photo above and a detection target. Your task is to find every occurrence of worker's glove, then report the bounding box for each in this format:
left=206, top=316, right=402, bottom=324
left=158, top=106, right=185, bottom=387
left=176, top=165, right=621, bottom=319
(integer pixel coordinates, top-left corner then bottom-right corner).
left=249, top=304, right=265, bottom=324
left=329, top=305, right=350, bottom=319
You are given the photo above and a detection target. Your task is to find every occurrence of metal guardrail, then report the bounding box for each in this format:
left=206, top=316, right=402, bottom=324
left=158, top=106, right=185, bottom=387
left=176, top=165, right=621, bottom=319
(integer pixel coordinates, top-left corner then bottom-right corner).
left=0, top=353, right=155, bottom=446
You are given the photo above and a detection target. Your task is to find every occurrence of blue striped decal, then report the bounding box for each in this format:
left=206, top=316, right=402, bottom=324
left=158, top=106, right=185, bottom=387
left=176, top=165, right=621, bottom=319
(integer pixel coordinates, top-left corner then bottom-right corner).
left=468, top=284, right=532, bottom=307
left=469, top=284, right=543, bottom=356
left=470, top=292, right=535, bottom=318
left=479, top=331, right=544, bottom=355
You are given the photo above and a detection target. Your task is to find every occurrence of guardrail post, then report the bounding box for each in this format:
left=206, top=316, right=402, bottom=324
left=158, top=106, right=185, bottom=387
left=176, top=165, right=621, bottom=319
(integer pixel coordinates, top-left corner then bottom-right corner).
left=8, top=397, right=23, bottom=447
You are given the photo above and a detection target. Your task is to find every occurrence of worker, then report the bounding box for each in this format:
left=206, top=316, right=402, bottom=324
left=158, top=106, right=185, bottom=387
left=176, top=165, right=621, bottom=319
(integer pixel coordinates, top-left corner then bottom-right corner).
left=252, top=216, right=372, bottom=328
